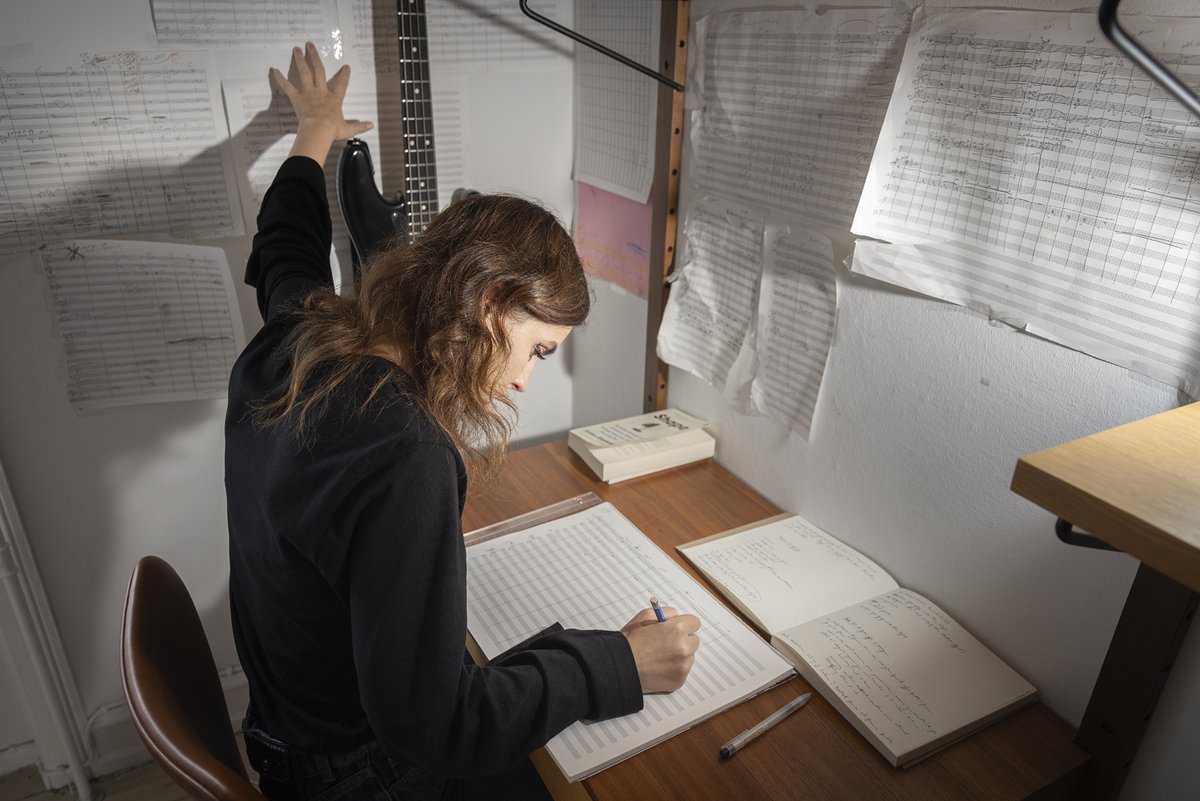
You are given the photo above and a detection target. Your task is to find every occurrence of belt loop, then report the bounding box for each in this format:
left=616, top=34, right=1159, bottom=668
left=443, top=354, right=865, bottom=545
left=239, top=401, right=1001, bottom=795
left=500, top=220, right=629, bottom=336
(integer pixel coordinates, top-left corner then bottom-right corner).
left=315, top=753, right=333, bottom=783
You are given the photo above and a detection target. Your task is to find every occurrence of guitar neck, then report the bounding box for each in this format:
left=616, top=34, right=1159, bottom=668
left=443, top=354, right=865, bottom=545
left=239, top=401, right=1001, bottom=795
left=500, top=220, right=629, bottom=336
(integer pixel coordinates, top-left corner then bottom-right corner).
left=398, top=0, right=438, bottom=237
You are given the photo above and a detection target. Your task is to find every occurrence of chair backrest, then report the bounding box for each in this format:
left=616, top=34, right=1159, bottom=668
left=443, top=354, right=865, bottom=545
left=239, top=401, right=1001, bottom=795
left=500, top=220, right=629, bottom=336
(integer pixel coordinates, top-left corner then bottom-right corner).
left=121, top=555, right=264, bottom=801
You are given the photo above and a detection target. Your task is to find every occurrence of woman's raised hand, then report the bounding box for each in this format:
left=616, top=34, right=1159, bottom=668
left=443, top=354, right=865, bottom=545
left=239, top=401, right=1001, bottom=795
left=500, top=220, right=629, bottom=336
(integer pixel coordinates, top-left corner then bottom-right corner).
left=272, top=42, right=374, bottom=164
left=621, top=605, right=701, bottom=694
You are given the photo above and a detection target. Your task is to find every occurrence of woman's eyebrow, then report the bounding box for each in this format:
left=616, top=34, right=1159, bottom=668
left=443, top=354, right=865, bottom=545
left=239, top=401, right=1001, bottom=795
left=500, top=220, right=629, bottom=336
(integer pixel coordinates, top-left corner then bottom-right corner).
left=539, top=342, right=560, bottom=356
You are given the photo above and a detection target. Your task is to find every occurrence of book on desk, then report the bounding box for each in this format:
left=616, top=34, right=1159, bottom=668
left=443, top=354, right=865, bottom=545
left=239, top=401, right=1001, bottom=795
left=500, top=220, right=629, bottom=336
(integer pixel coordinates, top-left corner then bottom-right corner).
left=678, top=513, right=1038, bottom=767
left=567, top=408, right=716, bottom=483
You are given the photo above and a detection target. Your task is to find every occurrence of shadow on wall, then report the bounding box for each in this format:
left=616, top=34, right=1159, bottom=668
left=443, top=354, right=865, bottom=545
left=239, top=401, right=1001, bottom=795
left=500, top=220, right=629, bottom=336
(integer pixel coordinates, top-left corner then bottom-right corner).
left=0, top=81, right=310, bottom=759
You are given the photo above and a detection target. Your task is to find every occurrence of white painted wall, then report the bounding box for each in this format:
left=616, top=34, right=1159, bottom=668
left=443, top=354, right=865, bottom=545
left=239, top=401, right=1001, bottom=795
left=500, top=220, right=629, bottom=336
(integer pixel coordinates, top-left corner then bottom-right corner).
left=570, top=279, right=649, bottom=427
left=664, top=1, right=1199, bottom=799
left=0, top=0, right=577, bottom=782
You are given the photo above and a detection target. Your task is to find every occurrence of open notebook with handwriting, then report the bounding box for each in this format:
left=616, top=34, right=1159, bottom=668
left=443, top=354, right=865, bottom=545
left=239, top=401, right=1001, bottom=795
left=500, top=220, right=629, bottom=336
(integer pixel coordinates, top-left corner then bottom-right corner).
left=463, top=498, right=794, bottom=782
left=678, top=513, right=1037, bottom=767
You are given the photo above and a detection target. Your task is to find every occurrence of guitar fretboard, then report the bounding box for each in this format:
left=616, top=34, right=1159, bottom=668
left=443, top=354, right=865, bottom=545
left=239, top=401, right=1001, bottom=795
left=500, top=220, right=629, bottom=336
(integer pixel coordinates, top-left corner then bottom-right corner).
left=398, top=0, right=438, bottom=238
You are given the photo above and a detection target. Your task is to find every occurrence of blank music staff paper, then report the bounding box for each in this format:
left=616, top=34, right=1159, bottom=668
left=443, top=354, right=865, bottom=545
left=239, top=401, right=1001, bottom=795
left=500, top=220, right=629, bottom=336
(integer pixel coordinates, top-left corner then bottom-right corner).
left=741, top=225, right=837, bottom=439
left=573, top=0, right=658, bottom=203
left=853, top=9, right=1200, bottom=397
left=464, top=502, right=793, bottom=782
left=689, top=8, right=907, bottom=228
left=657, top=197, right=764, bottom=392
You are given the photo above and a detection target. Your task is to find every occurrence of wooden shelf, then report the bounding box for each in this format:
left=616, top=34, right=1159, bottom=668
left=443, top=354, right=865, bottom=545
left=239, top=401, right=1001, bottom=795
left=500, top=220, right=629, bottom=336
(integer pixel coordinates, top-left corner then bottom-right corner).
left=1011, top=402, right=1200, bottom=591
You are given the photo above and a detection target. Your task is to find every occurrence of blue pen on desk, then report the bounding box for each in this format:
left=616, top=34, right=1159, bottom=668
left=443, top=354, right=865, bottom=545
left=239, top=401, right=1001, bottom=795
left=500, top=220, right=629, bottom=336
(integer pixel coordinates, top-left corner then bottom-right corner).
left=650, top=595, right=666, bottom=623
left=720, top=692, right=813, bottom=759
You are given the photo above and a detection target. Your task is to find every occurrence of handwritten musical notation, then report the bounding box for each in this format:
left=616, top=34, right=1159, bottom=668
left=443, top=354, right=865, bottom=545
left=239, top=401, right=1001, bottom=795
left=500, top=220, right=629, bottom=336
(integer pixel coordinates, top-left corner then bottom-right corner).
left=150, top=0, right=335, bottom=45
left=0, top=50, right=242, bottom=258
left=573, top=0, right=657, bottom=203
left=853, top=8, right=1200, bottom=396
left=41, top=239, right=244, bottom=410
left=657, top=196, right=763, bottom=391
left=693, top=8, right=906, bottom=229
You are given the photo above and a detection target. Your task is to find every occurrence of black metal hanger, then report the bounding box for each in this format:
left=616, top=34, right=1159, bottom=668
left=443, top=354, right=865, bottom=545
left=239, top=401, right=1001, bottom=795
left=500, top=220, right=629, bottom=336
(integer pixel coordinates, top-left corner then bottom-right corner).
left=518, top=0, right=684, bottom=92
left=1100, top=0, right=1200, bottom=118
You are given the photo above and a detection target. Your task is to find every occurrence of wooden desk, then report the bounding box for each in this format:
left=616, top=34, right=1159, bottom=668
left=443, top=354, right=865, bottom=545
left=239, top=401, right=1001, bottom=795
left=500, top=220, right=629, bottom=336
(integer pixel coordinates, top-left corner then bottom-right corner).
left=1012, top=402, right=1200, bottom=591
left=1011, top=403, right=1200, bottom=800
left=464, top=442, right=1087, bottom=801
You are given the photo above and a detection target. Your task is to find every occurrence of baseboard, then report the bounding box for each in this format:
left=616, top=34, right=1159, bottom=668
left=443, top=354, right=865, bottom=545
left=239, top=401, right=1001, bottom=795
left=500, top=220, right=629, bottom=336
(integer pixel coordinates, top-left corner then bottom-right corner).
left=36, top=665, right=249, bottom=791
left=0, top=740, right=39, bottom=777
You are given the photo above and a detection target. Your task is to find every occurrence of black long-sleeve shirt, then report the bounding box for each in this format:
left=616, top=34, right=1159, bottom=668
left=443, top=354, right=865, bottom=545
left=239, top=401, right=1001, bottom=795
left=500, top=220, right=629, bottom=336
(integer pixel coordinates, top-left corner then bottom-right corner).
left=225, top=157, right=642, bottom=777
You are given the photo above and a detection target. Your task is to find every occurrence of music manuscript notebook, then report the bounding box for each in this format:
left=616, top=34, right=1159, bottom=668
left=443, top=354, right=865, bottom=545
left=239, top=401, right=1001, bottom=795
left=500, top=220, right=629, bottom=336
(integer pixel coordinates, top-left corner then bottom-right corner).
left=463, top=500, right=793, bottom=782
left=567, top=408, right=715, bottom=483
left=678, top=514, right=1037, bottom=768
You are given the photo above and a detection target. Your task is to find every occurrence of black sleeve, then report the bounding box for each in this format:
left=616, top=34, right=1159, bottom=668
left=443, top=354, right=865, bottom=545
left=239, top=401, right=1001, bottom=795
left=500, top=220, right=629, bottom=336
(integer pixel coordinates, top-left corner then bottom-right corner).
left=245, top=156, right=334, bottom=323
left=344, top=442, right=644, bottom=778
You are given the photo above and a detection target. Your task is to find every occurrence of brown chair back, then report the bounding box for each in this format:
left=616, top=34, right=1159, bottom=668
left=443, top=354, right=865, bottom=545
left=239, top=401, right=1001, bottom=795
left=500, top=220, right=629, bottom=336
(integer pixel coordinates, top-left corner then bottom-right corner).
left=120, top=555, right=265, bottom=801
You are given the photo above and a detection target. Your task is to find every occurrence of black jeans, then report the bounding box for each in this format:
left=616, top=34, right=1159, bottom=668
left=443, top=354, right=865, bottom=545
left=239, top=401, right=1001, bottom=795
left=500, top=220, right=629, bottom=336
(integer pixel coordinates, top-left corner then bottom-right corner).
left=242, top=722, right=553, bottom=801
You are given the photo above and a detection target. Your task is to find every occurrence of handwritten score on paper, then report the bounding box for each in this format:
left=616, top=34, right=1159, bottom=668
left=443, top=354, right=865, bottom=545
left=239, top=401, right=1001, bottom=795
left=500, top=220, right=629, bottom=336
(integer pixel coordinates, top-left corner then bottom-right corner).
left=573, top=0, right=658, bottom=203
left=465, top=502, right=793, bottom=782
left=150, top=0, right=336, bottom=45
left=0, top=50, right=242, bottom=258
left=657, top=197, right=763, bottom=391
left=852, top=8, right=1200, bottom=397
left=41, top=240, right=244, bottom=410
left=691, top=8, right=906, bottom=228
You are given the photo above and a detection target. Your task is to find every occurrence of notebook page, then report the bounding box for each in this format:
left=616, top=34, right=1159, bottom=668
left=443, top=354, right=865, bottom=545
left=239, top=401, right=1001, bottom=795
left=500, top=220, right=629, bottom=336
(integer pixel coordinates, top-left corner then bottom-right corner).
left=775, top=588, right=1036, bottom=765
left=680, top=514, right=898, bottom=635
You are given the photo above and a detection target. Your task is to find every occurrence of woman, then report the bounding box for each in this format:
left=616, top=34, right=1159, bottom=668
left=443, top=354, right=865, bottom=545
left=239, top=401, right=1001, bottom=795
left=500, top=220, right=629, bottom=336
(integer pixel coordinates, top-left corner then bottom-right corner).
left=225, top=44, right=702, bottom=801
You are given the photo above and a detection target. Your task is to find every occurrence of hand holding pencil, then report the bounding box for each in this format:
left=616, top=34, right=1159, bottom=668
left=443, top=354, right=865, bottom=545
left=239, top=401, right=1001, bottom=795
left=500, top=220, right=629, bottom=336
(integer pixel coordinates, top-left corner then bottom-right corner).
left=620, top=598, right=701, bottom=693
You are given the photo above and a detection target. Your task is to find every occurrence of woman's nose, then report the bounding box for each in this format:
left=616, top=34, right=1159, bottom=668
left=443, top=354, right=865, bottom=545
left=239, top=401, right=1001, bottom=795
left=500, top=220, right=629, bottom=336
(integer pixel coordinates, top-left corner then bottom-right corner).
left=511, top=358, right=536, bottom=392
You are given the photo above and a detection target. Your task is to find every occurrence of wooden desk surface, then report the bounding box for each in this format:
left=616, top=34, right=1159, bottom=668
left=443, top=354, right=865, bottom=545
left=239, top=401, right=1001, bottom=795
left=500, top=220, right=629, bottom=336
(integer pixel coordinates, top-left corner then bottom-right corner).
left=1011, top=403, right=1200, bottom=592
left=464, top=442, right=1088, bottom=801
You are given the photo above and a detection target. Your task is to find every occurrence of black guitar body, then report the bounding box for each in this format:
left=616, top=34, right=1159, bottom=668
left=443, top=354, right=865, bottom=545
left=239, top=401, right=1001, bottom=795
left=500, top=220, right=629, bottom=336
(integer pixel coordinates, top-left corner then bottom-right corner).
left=336, top=138, right=408, bottom=277
left=335, top=0, right=449, bottom=285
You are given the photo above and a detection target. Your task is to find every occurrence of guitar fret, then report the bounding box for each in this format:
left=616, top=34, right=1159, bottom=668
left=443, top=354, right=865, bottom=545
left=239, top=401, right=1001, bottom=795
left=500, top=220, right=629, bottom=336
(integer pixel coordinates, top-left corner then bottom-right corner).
left=396, top=0, right=439, bottom=236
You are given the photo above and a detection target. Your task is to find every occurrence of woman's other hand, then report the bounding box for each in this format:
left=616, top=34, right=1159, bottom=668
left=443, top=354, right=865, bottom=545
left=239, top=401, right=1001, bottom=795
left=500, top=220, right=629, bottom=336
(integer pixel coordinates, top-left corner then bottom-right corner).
left=271, top=42, right=374, bottom=164
left=621, top=606, right=701, bottom=694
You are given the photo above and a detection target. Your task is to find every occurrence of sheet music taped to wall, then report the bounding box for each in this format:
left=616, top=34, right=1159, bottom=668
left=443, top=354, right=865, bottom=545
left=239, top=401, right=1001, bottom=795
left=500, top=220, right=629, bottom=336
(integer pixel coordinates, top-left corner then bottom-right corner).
left=853, top=8, right=1200, bottom=397
left=40, top=239, right=244, bottom=410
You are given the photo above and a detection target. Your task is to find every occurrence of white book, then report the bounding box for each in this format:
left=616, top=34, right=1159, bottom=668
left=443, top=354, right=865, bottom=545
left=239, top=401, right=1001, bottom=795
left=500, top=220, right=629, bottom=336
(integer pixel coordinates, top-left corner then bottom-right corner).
left=464, top=502, right=794, bottom=781
left=678, top=514, right=1037, bottom=767
left=568, top=409, right=715, bottom=483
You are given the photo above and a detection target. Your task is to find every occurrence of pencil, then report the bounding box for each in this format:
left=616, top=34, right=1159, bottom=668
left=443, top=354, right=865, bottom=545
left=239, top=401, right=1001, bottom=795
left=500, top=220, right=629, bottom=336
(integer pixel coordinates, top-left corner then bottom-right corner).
left=719, top=692, right=813, bottom=758
left=650, top=595, right=667, bottom=623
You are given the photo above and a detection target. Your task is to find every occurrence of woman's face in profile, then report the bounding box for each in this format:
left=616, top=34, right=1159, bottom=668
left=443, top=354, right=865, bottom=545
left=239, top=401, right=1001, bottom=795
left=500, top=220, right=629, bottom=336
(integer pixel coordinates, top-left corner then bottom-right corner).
left=495, top=317, right=572, bottom=394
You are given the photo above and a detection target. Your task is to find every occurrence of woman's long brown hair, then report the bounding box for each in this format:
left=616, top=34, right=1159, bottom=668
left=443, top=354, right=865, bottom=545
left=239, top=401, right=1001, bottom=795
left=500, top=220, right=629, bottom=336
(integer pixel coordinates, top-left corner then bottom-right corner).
left=252, top=193, right=590, bottom=482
